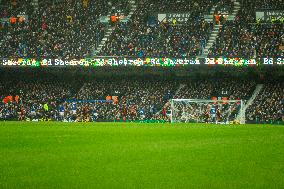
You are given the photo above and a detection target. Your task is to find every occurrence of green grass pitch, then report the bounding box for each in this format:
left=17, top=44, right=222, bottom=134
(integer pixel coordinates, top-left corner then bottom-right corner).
left=0, top=122, right=283, bottom=189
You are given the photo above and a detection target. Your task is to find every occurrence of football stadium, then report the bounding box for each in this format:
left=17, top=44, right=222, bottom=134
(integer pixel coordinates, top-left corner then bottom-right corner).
left=0, top=0, right=283, bottom=188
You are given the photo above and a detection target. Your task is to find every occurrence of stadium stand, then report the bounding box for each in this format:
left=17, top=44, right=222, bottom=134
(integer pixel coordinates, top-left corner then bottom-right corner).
left=208, top=0, right=284, bottom=58
left=246, top=82, right=283, bottom=124
left=0, top=0, right=283, bottom=124
left=174, top=79, right=256, bottom=100
left=59, top=78, right=177, bottom=122
left=98, top=0, right=216, bottom=57
left=0, top=0, right=131, bottom=59
left=0, top=70, right=79, bottom=121
left=208, top=22, right=284, bottom=58
left=0, top=75, right=176, bottom=122
left=99, top=21, right=212, bottom=57
left=1, top=70, right=282, bottom=124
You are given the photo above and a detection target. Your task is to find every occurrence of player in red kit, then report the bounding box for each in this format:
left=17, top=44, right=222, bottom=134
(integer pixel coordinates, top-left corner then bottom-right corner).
left=216, top=108, right=222, bottom=123
left=18, top=106, right=25, bottom=121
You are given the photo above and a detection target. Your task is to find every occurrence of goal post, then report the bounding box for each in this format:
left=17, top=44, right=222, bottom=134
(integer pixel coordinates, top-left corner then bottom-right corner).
left=170, top=99, right=245, bottom=124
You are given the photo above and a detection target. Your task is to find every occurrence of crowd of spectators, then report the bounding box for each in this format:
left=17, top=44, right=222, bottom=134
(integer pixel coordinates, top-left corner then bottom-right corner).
left=0, top=77, right=78, bottom=121
left=214, top=0, right=234, bottom=15
left=0, top=74, right=282, bottom=124
left=174, top=79, right=256, bottom=100
left=100, top=21, right=212, bottom=57
left=99, top=0, right=216, bottom=57
left=0, top=0, right=131, bottom=59
left=146, top=0, right=216, bottom=14
left=208, top=22, right=284, bottom=58
left=1, top=0, right=284, bottom=59
left=0, top=76, right=178, bottom=122
left=231, top=0, right=284, bottom=24
left=246, top=82, right=283, bottom=124
left=208, top=0, right=284, bottom=58
left=75, top=79, right=178, bottom=121
left=241, top=0, right=284, bottom=11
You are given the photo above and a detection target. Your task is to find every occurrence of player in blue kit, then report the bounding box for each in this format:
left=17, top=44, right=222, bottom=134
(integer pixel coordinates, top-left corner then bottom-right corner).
left=210, top=105, right=217, bottom=123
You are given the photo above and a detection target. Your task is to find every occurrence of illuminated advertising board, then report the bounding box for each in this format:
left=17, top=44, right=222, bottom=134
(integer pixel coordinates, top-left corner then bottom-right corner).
left=0, top=58, right=283, bottom=67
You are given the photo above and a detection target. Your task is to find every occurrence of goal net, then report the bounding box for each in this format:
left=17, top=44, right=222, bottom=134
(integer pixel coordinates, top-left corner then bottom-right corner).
left=170, top=99, right=245, bottom=124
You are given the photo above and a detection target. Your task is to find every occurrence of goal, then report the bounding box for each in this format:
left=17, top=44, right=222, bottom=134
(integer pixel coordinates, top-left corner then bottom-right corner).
left=170, top=99, right=245, bottom=124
